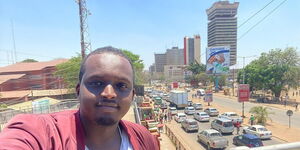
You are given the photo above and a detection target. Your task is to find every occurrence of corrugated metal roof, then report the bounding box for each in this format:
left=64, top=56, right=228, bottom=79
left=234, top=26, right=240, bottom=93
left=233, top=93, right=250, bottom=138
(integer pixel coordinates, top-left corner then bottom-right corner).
left=0, top=59, right=68, bottom=73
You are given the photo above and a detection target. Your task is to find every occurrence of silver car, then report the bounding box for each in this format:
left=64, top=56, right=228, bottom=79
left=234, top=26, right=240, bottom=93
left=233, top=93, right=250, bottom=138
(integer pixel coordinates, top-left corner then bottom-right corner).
left=193, top=103, right=203, bottom=110
left=194, top=112, right=210, bottom=122
left=204, top=108, right=219, bottom=116
left=218, top=112, right=243, bottom=124
left=197, top=129, right=228, bottom=150
left=181, top=119, right=199, bottom=132
left=184, top=106, right=196, bottom=115
left=211, top=118, right=234, bottom=134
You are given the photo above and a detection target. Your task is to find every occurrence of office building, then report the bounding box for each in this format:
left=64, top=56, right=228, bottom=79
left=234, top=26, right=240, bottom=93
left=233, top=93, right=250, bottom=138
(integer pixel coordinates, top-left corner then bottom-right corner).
left=184, top=35, right=201, bottom=65
left=166, top=47, right=184, bottom=65
left=154, top=53, right=166, bottom=73
left=206, top=1, right=239, bottom=65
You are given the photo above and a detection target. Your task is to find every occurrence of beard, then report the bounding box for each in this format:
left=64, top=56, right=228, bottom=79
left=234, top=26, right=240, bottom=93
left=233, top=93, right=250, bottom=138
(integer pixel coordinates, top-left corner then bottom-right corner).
left=96, top=116, right=118, bottom=126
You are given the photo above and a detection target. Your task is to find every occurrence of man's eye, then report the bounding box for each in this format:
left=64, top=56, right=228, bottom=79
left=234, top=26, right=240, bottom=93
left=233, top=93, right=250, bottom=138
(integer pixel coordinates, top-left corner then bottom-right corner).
left=116, top=83, right=128, bottom=90
left=88, top=81, right=104, bottom=87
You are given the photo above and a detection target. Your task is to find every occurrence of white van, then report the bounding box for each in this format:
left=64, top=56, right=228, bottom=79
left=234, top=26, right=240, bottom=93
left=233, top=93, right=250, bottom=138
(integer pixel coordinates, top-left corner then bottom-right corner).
left=211, top=118, right=234, bottom=134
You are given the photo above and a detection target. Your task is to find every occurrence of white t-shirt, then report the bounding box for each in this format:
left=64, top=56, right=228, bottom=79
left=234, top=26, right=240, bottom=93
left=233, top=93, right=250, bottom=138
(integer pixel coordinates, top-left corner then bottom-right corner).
left=85, top=126, right=133, bottom=150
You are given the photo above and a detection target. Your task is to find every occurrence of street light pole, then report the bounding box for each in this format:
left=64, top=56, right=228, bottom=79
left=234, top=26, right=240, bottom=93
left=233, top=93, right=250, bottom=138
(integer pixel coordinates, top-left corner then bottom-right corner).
left=242, top=57, right=245, bottom=118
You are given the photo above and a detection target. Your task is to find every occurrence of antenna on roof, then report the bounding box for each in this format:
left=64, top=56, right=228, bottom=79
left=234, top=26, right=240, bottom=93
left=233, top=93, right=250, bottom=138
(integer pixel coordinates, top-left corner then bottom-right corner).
left=11, top=19, right=17, bottom=64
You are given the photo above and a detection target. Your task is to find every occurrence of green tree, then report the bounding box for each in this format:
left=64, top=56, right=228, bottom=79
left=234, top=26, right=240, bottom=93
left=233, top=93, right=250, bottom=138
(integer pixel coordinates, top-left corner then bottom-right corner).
left=187, top=62, right=206, bottom=74
left=55, top=49, right=145, bottom=88
left=249, top=106, right=274, bottom=125
left=238, top=47, right=300, bottom=98
left=21, top=59, right=38, bottom=62
left=55, top=55, right=81, bottom=89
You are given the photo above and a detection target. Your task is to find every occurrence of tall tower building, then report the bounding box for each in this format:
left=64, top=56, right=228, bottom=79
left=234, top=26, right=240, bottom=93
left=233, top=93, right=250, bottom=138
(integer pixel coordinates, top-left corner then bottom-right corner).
left=166, top=47, right=184, bottom=65
left=206, top=1, right=239, bottom=65
left=184, top=35, right=201, bottom=65
left=154, top=53, right=166, bottom=73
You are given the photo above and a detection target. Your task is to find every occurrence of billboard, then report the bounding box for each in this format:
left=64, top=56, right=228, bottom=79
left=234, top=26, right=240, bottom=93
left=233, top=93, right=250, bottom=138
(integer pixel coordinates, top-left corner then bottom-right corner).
left=238, top=84, right=250, bottom=102
left=206, top=46, right=230, bottom=75
left=204, top=90, right=213, bottom=102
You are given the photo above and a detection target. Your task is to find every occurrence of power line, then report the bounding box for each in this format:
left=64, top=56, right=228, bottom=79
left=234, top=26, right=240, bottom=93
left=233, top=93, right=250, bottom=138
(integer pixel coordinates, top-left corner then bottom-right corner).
left=238, top=0, right=288, bottom=40
left=238, top=0, right=276, bottom=29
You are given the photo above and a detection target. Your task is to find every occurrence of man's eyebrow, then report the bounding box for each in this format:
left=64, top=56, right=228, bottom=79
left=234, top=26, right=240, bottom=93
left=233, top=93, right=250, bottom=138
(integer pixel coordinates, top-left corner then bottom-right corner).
left=86, top=75, right=132, bottom=83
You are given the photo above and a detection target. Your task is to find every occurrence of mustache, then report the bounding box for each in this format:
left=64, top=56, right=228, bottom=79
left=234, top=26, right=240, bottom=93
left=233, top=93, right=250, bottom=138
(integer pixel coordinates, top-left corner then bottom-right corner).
left=95, top=99, right=119, bottom=108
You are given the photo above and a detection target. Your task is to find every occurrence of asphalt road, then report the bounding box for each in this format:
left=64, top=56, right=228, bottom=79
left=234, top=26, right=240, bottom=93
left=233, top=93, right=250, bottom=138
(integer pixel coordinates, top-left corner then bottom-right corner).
left=166, top=109, right=282, bottom=150
left=212, top=95, right=300, bottom=128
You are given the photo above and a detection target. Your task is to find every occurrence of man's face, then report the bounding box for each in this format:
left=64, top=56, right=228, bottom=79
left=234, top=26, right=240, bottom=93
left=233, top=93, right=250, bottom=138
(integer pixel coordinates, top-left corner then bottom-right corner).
left=77, top=53, right=134, bottom=126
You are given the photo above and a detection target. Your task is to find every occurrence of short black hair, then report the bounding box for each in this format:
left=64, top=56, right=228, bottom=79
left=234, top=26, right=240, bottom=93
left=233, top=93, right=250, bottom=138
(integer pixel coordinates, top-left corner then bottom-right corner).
left=78, top=46, right=135, bottom=85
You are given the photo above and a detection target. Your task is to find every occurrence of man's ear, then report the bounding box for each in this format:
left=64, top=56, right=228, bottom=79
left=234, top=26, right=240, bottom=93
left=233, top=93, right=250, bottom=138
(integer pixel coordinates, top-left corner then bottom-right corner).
left=76, top=83, right=80, bottom=96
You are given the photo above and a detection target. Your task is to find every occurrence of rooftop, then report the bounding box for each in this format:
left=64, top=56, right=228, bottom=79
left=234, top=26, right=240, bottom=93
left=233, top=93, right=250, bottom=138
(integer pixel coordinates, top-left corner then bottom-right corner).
left=0, top=59, right=68, bottom=73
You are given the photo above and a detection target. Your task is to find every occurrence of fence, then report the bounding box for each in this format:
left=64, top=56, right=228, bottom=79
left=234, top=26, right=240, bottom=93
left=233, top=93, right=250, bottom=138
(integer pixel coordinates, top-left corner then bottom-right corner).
left=0, top=100, right=79, bottom=131
left=165, top=125, right=191, bottom=150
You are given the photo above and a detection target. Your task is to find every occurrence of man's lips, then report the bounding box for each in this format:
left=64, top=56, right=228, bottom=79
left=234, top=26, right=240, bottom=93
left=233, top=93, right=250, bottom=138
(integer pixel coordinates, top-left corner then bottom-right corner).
left=95, top=102, right=119, bottom=109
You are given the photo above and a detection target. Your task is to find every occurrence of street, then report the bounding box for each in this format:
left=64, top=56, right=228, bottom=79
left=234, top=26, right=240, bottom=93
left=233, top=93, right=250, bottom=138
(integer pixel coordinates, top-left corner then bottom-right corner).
left=212, top=95, right=300, bottom=128
left=166, top=109, right=282, bottom=150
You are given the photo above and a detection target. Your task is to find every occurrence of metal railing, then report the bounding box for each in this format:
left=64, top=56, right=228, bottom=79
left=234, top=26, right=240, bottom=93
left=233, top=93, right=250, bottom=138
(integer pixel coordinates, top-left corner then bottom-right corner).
left=165, top=124, right=191, bottom=150
left=229, top=142, right=300, bottom=150
left=0, top=100, right=79, bottom=131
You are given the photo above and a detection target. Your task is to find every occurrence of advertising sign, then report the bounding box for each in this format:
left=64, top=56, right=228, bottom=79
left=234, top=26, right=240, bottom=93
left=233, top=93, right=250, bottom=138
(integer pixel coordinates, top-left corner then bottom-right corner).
left=238, top=84, right=250, bottom=102
left=206, top=46, right=230, bottom=75
left=204, top=90, right=213, bottom=102
left=172, top=82, right=178, bottom=88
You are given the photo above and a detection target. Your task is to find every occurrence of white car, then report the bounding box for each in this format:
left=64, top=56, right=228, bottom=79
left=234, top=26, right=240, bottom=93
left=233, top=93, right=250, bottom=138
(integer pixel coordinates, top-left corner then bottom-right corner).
left=174, top=113, right=187, bottom=123
left=204, top=108, right=219, bottom=116
left=184, top=107, right=196, bottom=115
left=193, top=103, right=203, bottom=110
left=193, top=112, right=210, bottom=122
left=243, top=125, right=272, bottom=139
left=169, top=107, right=177, bottom=115
left=218, top=112, right=243, bottom=124
left=197, top=129, right=228, bottom=150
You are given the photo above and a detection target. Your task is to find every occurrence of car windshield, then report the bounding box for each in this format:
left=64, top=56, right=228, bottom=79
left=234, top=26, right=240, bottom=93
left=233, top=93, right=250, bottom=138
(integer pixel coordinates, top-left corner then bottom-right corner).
left=230, top=114, right=238, bottom=116
left=179, top=114, right=186, bottom=117
left=258, top=128, right=267, bottom=131
left=223, top=122, right=233, bottom=127
left=210, top=109, right=217, bottom=111
left=170, top=108, right=176, bottom=110
left=189, top=121, right=197, bottom=125
left=210, top=133, right=221, bottom=137
left=200, top=114, right=208, bottom=116
left=188, top=107, right=195, bottom=110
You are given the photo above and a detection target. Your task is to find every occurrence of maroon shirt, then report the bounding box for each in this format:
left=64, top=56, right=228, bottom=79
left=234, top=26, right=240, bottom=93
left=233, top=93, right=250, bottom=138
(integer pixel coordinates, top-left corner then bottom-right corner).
left=0, top=110, right=160, bottom=150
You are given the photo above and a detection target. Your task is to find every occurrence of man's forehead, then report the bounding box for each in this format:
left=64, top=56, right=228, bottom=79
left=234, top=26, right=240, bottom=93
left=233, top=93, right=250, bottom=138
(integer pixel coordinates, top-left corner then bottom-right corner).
left=84, top=53, right=133, bottom=80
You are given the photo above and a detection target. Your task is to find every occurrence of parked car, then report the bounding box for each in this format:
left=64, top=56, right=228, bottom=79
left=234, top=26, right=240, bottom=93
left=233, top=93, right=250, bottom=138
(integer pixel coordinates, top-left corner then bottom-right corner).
left=204, top=108, right=219, bottom=116
left=197, top=129, right=228, bottom=150
left=181, top=118, right=199, bottom=132
left=197, top=89, right=205, bottom=96
left=160, top=103, right=168, bottom=109
left=218, top=112, right=243, bottom=125
left=233, top=134, right=263, bottom=147
left=169, top=107, right=177, bottom=115
left=174, top=113, right=187, bottom=123
left=193, top=103, right=203, bottom=110
left=193, top=112, right=210, bottom=122
left=243, top=125, right=272, bottom=139
left=184, top=106, right=196, bottom=115
left=211, top=118, right=234, bottom=134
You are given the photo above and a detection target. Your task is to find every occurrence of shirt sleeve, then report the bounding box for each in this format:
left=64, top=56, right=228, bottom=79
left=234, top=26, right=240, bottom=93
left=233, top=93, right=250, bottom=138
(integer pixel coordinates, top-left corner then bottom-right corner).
left=0, top=114, right=50, bottom=150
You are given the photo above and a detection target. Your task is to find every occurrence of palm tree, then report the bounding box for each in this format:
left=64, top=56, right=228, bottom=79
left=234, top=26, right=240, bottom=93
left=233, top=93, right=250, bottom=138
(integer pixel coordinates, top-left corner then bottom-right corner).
left=249, top=106, right=274, bottom=125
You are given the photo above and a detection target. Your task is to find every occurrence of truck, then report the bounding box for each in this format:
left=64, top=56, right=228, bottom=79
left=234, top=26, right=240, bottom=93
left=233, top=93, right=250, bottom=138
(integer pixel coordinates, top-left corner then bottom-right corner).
left=169, top=90, right=188, bottom=109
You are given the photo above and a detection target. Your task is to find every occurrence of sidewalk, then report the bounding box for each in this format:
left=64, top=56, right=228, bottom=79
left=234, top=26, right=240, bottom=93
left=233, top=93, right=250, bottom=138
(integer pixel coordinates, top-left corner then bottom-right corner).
left=122, top=106, right=176, bottom=150
left=192, top=92, right=300, bottom=143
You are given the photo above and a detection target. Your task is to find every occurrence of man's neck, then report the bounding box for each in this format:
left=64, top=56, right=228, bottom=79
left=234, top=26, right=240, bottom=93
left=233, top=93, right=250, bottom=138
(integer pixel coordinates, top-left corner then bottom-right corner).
left=81, top=118, right=122, bottom=150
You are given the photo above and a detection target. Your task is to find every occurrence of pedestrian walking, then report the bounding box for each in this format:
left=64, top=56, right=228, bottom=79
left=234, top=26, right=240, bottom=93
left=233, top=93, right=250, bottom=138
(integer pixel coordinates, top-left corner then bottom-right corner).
left=235, top=121, right=241, bottom=135
left=295, top=103, right=298, bottom=111
left=250, top=115, right=255, bottom=125
left=164, top=113, right=167, bottom=123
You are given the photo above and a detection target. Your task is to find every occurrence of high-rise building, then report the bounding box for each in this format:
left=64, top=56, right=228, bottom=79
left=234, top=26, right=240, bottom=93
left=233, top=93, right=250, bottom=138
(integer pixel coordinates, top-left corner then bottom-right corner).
left=154, top=53, right=166, bottom=72
left=206, top=1, right=239, bottom=65
left=184, top=35, right=201, bottom=65
left=166, top=47, right=184, bottom=65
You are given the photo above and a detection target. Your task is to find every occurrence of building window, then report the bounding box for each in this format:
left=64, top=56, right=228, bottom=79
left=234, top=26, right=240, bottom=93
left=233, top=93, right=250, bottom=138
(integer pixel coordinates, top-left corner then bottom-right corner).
left=31, top=84, right=42, bottom=90
left=29, top=75, right=42, bottom=80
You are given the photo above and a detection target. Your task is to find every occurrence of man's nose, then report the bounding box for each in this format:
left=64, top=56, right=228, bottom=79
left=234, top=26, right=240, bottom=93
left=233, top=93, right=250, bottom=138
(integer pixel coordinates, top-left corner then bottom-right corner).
left=100, top=84, right=117, bottom=99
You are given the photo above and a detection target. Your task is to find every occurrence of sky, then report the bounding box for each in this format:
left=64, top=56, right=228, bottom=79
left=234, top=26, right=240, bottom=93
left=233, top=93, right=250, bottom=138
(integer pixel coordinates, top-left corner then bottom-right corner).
left=0, top=0, right=299, bottom=70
